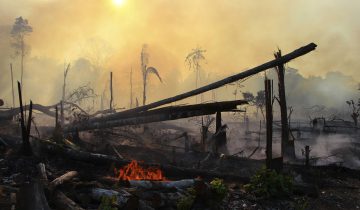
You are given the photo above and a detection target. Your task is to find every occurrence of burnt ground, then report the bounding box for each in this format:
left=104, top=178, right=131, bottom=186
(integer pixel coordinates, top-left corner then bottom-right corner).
left=0, top=122, right=359, bottom=209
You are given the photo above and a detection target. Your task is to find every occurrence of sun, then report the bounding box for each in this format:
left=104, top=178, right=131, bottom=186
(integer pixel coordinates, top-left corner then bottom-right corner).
left=113, top=0, right=125, bottom=7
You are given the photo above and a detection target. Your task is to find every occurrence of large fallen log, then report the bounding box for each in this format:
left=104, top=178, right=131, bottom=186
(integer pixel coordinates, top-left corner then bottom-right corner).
left=66, top=100, right=247, bottom=131
left=86, top=43, right=317, bottom=124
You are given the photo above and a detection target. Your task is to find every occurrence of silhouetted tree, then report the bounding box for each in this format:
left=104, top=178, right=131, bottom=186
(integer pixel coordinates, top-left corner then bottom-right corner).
left=140, top=44, right=162, bottom=105
left=346, top=99, right=360, bottom=126
left=242, top=91, right=265, bottom=120
left=185, top=47, right=206, bottom=103
left=11, top=16, right=33, bottom=87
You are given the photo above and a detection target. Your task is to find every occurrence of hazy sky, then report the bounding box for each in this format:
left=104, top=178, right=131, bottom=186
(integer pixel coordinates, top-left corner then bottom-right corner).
left=0, top=0, right=359, bottom=109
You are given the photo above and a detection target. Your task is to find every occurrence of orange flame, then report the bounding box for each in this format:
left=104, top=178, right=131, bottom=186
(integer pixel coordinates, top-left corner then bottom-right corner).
left=114, top=160, right=166, bottom=181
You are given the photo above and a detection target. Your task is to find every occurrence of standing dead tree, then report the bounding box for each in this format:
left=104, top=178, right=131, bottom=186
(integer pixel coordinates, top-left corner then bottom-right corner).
left=17, top=81, right=33, bottom=155
left=10, top=63, right=15, bottom=108
left=346, top=99, right=360, bottom=126
left=61, top=63, right=70, bottom=125
left=274, top=49, right=294, bottom=159
left=185, top=47, right=206, bottom=103
left=11, top=17, right=32, bottom=88
left=265, top=79, right=273, bottom=169
left=140, top=44, right=162, bottom=105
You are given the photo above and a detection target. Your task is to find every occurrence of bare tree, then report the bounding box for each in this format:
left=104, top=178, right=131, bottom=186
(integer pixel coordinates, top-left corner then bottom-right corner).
left=11, top=17, right=33, bottom=88
left=140, top=44, right=162, bottom=105
left=242, top=91, right=265, bottom=120
left=346, top=99, right=360, bottom=126
left=185, top=47, right=206, bottom=103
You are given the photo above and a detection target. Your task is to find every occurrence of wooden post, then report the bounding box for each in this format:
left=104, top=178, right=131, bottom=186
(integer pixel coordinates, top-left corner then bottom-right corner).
left=216, top=111, right=221, bottom=132
left=305, top=145, right=310, bottom=167
left=10, top=63, right=15, bottom=108
left=110, top=72, right=113, bottom=111
left=55, top=105, right=59, bottom=128
left=60, top=100, right=64, bottom=126
left=265, top=79, right=273, bottom=169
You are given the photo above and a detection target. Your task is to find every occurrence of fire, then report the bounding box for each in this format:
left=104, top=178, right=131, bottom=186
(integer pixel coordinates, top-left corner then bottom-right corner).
left=115, top=160, right=166, bottom=181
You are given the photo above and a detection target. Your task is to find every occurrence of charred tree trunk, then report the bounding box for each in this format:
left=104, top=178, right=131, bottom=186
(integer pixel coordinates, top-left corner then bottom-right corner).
left=17, top=81, right=32, bottom=155
left=110, top=72, right=113, bottom=111
left=274, top=50, right=295, bottom=159
left=265, top=79, right=273, bottom=169
left=10, top=63, right=15, bottom=108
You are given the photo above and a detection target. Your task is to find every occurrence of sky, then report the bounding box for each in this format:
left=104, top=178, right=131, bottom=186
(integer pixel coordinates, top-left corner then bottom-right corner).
left=0, top=0, right=359, bottom=117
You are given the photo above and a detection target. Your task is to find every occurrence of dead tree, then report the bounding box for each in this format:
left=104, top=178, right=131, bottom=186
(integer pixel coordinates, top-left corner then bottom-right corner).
left=110, top=71, right=113, bottom=111
left=92, top=43, right=317, bottom=124
left=265, top=79, right=273, bottom=169
left=61, top=63, right=70, bottom=125
left=10, top=63, right=15, bottom=108
left=274, top=49, right=295, bottom=159
left=17, top=81, right=33, bottom=155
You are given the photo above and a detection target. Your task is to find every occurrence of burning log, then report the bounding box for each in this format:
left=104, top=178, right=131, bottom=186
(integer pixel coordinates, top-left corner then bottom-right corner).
left=91, top=188, right=139, bottom=209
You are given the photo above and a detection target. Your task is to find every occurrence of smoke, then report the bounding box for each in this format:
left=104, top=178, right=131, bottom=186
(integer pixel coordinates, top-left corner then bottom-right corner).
left=0, top=0, right=360, bottom=111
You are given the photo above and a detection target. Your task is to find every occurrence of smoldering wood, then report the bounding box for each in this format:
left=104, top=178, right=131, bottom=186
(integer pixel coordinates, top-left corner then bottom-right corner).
left=87, top=43, right=317, bottom=124
left=65, top=100, right=247, bottom=132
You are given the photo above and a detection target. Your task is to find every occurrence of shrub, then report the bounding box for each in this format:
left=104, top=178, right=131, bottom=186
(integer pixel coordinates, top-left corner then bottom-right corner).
left=98, top=195, right=117, bottom=210
left=244, top=167, right=293, bottom=198
left=210, top=178, right=228, bottom=201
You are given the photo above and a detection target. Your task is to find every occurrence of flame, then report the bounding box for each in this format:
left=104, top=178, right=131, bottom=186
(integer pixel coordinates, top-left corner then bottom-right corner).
left=115, top=160, right=166, bottom=181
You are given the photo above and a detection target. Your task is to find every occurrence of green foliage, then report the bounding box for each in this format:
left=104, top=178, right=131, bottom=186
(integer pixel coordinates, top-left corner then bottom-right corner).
left=244, top=167, right=293, bottom=198
left=294, top=197, right=309, bottom=210
left=177, top=188, right=196, bottom=210
left=210, top=178, right=228, bottom=201
left=98, top=195, right=117, bottom=210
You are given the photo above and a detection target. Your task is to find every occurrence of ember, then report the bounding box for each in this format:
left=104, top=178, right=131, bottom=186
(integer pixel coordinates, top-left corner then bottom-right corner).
left=115, top=160, right=166, bottom=181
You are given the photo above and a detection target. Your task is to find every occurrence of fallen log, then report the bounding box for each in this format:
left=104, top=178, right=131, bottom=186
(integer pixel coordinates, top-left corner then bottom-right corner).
left=127, top=179, right=196, bottom=190
left=50, top=171, right=78, bottom=190
left=86, top=43, right=317, bottom=124
left=65, top=100, right=247, bottom=132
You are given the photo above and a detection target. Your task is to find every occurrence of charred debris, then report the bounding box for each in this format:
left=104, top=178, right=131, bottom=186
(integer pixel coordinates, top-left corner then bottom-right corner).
left=1, top=43, right=360, bottom=210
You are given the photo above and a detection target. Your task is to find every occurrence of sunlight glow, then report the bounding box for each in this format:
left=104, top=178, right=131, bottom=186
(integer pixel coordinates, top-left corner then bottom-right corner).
left=113, top=0, right=125, bottom=7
